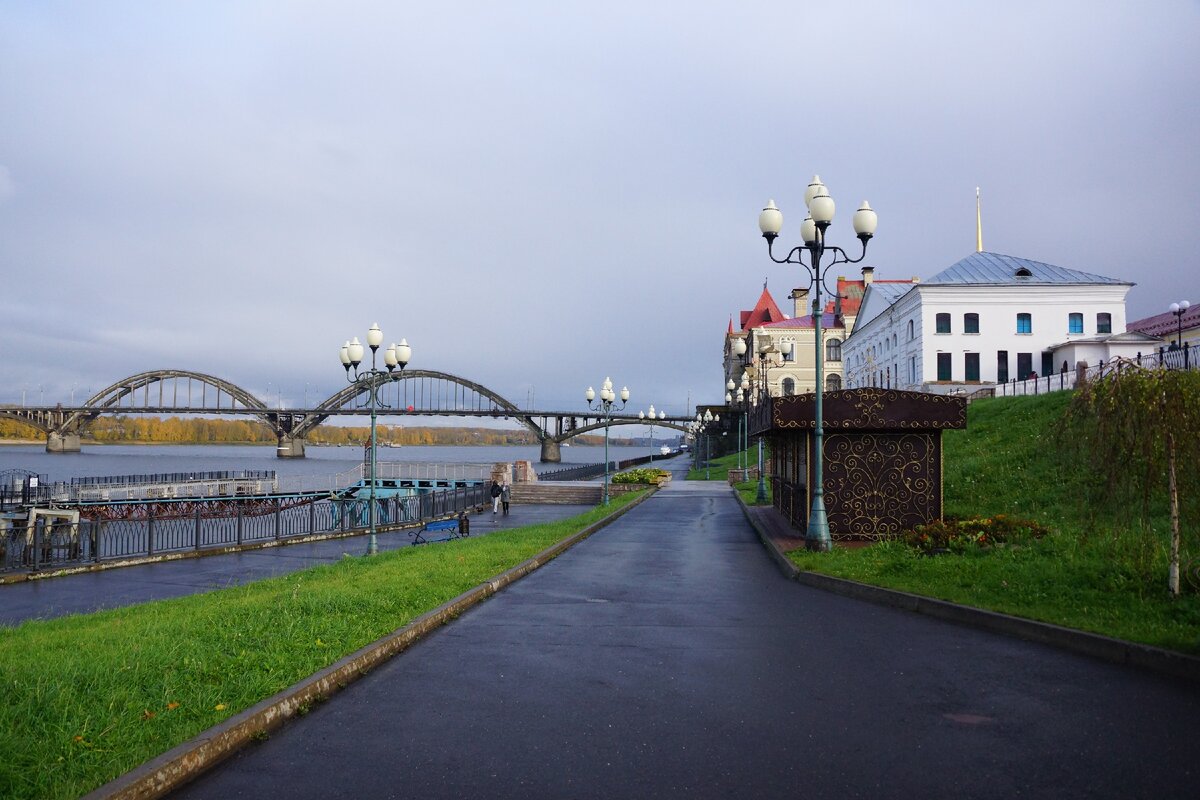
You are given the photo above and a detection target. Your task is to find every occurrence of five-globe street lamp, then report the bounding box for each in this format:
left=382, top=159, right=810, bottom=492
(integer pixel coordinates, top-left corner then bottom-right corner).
left=1168, top=301, right=1190, bottom=350
left=585, top=377, right=629, bottom=504
left=695, top=409, right=718, bottom=479
left=638, top=405, right=666, bottom=462
left=339, top=324, right=411, bottom=556
left=759, top=175, right=878, bottom=551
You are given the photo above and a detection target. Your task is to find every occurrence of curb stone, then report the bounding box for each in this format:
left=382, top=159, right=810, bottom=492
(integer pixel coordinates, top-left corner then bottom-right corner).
left=735, top=494, right=1200, bottom=685
left=82, top=488, right=657, bottom=800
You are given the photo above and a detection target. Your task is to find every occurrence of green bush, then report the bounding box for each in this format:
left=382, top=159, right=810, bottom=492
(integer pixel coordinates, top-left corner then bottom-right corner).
left=901, top=514, right=1051, bottom=555
left=612, top=468, right=669, bottom=484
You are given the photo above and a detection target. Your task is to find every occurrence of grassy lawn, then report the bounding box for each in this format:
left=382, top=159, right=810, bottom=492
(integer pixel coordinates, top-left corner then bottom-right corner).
left=787, top=393, right=1200, bottom=655
left=0, top=492, right=643, bottom=800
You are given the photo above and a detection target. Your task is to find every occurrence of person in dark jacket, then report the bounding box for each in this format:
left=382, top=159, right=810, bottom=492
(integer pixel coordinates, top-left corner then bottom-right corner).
left=490, top=480, right=502, bottom=514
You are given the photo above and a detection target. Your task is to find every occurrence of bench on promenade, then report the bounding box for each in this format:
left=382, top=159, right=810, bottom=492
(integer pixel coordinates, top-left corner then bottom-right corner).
left=412, top=515, right=468, bottom=546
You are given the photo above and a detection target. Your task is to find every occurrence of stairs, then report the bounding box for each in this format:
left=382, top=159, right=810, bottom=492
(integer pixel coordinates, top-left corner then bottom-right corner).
left=510, top=483, right=603, bottom=505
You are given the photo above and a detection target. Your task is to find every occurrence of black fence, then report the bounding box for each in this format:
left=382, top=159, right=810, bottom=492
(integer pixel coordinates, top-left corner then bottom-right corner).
left=537, top=454, right=661, bottom=483
left=0, top=483, right=490, bottom=574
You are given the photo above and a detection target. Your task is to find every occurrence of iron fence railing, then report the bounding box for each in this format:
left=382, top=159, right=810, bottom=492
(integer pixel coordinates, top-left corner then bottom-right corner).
left=990, top=345, right=1196, bottom=399
left=0, top=483, right=491, bottom=574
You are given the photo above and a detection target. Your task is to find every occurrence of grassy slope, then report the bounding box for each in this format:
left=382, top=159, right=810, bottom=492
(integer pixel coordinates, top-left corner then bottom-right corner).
left=788, top=393, right=1200, bottom=654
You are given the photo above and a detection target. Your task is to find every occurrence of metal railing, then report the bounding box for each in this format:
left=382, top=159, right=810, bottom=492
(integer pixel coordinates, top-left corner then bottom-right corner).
left=993, top=345, right=1196, bottom=398
left=0, top=482, right=491, bottom=574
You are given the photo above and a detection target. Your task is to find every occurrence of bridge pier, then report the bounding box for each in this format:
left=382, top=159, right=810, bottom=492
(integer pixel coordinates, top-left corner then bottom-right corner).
left=276, top=436, right=307, bottom=459
left=46, top=432, right=82, bottom=453
left=539, top=438, right=562, bottom=463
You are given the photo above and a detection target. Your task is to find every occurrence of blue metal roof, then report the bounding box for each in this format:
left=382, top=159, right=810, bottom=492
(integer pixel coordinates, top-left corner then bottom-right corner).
left=926, top=252, right=1131, bottom=286
left=865, top=282, right=914, bottom=305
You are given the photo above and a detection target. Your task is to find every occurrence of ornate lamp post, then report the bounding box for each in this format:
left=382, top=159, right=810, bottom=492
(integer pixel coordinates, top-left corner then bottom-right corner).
left=694, top=410, right=718, bottom=479
left=339, top=324, right=411, bottom=555
left=638, top=405, right=666, bottom=462
left=758, top=175, right=877, bottom=551
left=585, top=377, right=629, bottom=504
left=1168, top=301, right=1190, bottom=350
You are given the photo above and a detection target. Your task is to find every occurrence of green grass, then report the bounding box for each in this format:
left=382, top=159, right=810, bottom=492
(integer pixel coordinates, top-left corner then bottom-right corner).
left=0, top=492, right=643, bottom=800
left=787, top=393, right=1200, bottom=654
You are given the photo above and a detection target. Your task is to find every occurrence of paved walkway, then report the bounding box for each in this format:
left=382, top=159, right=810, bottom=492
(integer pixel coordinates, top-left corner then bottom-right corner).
left=172, top=475, right=1198, bottom=799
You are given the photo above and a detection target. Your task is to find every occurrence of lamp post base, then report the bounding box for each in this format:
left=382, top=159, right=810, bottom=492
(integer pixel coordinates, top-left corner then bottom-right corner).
left=805, top=496, right=832, bottom=552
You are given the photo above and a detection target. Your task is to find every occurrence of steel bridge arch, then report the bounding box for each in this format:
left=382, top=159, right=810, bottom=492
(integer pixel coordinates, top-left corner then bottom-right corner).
left=294, top=369, right=543, bottom=439
left=556, top=418, right=691, bottom=443
left=28, top=370, right=272, bottom=437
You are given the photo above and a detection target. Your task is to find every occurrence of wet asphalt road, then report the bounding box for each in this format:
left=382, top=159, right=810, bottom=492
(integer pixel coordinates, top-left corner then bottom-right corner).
left=0, top=501, right=592, bottom=625
left=171, top=475, right=1199, bottom=800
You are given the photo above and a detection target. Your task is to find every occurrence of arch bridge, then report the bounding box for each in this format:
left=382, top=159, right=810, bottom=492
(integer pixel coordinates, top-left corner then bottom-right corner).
left=0, top=369, right=692, bottom=463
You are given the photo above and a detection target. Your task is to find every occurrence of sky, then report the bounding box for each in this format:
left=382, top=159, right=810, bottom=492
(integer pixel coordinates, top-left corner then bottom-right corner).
left=2, top=1, right=1197, bottom=424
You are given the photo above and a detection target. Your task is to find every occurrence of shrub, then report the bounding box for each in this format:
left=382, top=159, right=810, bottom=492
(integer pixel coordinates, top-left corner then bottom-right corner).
left=901, top=514, right=1051, bottom=555
left=612, top=468, right=669, bottom=485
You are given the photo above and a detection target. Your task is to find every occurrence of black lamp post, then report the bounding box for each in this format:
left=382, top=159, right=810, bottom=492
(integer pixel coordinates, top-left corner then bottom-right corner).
left=1169, top=301, right=1190, bottom=350
left=758, top=175, right=878, bottom=551
left=339, top=324, right=411, bottom=556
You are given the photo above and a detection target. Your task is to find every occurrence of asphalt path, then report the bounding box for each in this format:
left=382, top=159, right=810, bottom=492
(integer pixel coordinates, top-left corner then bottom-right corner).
left=171, top=473, right=1199, bottom=800
left=0, top=500, right=592, bottom=625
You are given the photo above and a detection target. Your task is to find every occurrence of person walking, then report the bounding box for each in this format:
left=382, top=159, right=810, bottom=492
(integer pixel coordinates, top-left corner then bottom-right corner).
left=490, top=480, right=502, bottom=514
left=501, top=482, right=511, bottom=516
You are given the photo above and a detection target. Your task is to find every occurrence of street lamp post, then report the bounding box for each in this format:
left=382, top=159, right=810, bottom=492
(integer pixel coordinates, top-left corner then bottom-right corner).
left=638, top=405, right=665, bottom=462
left=1168, top=301, right=1190, bottom=350
left=694, top=410, right=718, bottom=479
left=758, top=176, right=877, bottom=551
left=339, top=324, right=411, bottom=555
left=586, top=377, right=629, bottom=504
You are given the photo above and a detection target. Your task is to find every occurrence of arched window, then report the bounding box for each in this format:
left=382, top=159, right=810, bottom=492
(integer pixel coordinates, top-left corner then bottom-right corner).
left=781, top=377, right=796, bottom=396
left=908, top=319, right=915, bottom=340
left=825, top=338, right=842, bottom=361
left=825, top=374, right=841, bottom=391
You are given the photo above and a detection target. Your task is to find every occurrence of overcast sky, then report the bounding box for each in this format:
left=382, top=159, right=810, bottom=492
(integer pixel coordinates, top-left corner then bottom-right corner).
left=2, top=1, right=1197, bottom=422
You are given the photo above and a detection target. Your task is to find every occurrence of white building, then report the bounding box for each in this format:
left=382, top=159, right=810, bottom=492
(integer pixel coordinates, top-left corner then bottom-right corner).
left=844, top=251, right=1158, bottom=392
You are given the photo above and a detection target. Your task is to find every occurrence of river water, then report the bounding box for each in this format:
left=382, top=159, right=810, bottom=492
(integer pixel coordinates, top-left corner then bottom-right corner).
left=0, top=442, right=666, bottom=487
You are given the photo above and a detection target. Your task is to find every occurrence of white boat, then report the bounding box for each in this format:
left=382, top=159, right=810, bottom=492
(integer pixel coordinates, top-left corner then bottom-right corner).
left=660, top=445, right=671, bottom=456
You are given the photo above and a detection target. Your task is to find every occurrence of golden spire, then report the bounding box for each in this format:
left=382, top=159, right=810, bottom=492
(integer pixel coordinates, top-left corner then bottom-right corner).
left=975, top=187, right=983, bottom=252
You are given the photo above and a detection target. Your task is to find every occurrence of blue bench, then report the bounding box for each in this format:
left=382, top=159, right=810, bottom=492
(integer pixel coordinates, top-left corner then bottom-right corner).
left=412, top=516, right=466, bottom=545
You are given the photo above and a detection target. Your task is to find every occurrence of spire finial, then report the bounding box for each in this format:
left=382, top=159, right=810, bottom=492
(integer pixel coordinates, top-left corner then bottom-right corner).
left=976, top=187, right=983, bottom=253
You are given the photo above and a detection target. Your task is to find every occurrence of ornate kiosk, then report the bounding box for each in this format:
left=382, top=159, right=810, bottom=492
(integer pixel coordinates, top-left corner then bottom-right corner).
left=751, top=388, right=966, bottom=541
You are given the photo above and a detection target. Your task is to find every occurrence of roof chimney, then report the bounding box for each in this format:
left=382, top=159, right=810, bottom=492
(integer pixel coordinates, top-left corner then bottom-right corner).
left=862, top=266, right=875, bottom=286
left=789, top=288, right=809, bottom=319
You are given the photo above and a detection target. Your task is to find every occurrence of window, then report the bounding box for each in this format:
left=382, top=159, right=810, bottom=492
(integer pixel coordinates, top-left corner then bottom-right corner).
left=907, top=319, right=915, bottom=340
left=936, top=313, right=951, bottom=334
left=826, top=338, right=842, bottom=362
left=964, top=313, right=979, bottom=334
left=1068, top=313, right=1083, bottom=334
left=937, top=353, right=952, bottom=381
left=781, top=377, right=795, bottom=396
left=1097, top=313, right=1112, bottom=334
left=783, top=343, right=795, bottom=362
left=1017, top=313, right=1032, bottom=334
left=825, top=374, right=841, bottom=391
left=1041, top=352, right=1054, bottom=378
left=910, top=356, right=917, bottom=384
left=965, top=352, right=980, bottom=382
left=997, top=351, right=1009, bottom=383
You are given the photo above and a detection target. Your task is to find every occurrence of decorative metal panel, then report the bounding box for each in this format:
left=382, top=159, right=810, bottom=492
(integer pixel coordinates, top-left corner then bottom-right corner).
left=821, top=432, right=940, bottom=540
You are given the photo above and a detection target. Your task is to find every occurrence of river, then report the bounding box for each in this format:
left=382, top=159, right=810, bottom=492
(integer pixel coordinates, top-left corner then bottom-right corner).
left=0, top=442, right=669, bottom=486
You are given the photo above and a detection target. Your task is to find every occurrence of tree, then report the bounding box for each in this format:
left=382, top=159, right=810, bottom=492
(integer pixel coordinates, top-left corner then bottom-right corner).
left=1063, top=367, right=1200, bottom=595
